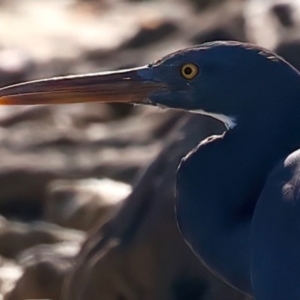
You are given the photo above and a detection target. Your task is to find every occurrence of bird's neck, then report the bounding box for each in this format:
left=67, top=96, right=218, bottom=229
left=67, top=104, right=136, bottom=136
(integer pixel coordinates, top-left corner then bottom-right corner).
left=176, top=104, right=300, bottom=294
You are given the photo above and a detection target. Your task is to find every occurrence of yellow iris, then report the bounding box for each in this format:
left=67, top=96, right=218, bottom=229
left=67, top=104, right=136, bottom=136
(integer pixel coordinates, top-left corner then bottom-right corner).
left=180, top=63, right=199, bottom=80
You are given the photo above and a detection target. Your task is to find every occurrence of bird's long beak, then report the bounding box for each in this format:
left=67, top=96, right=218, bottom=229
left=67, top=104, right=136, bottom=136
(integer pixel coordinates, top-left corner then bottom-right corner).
left=0, top=66, right=166, bottom=105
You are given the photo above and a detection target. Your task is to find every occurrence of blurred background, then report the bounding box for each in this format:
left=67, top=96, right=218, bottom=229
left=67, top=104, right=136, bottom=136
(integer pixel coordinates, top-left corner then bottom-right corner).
left=0, top=0, right=298, bottom=299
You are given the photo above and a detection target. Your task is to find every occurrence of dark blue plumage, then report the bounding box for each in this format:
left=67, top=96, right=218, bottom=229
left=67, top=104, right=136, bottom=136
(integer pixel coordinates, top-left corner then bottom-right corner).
left=1, top=41, right=300, bottom=299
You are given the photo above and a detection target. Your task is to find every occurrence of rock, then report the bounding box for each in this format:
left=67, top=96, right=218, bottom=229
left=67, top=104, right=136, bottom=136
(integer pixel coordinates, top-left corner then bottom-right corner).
left=187, top=0, right=233, bottom=12
left=271, top=3, right=294, bottom=28
left=190, top=27, right=237, bottom=44
left=245, top=0, right=300, bottom=72
left=45, top=178, right=131, bottom=231
left=0, top=219, right=85, bottom=259
left=275, top=40, right=300, bottom=71
left=0, top=0, right=192, bottom=77
left=244, top=0, right=279, bottom=50
left=0, top=49, right=34, bottom=87
left=62, top=114, right=248, bottom=300
left=245, top=0, right=300, bottom=51
left=0, top=258, right=22, bottom=299
left=189, top=2, right=246, bottom=45
left=5, top=242, right=80, bottom=300
left=121, top=20, right=178, bottom=49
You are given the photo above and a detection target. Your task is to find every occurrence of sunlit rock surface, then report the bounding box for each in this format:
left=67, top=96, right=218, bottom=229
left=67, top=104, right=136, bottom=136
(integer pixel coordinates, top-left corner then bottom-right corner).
left=45, top=178, right=131, bottom=231
left=0, top=219, right=84, bottom=259
left=5, top=242, right=81, bottom=300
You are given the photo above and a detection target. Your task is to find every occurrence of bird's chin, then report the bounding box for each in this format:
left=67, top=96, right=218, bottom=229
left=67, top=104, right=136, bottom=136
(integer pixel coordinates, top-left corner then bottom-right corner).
left=145, top=91, right=189, bottom=110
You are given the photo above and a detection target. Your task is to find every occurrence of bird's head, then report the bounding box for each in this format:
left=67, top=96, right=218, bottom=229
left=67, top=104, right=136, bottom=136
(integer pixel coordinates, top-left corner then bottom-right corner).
left=0, top=41, right=299, bottom=129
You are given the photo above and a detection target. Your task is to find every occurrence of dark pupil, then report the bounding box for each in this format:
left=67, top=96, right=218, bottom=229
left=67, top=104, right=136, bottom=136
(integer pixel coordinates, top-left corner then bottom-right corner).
left=184, top=66, right=192, bottom=75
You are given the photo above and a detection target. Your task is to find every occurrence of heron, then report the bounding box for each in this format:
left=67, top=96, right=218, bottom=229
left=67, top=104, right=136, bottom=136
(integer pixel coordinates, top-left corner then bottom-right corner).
left=0, top=41, right=299, bottom=300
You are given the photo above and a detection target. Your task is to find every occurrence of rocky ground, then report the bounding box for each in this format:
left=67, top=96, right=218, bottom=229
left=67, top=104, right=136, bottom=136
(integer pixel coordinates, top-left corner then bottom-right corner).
left=0, top=0, right=299, bottom=299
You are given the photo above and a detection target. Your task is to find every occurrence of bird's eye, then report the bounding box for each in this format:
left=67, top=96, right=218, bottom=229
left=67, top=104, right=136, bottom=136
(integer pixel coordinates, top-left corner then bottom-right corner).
left=180, top=63, right=199, bottom=80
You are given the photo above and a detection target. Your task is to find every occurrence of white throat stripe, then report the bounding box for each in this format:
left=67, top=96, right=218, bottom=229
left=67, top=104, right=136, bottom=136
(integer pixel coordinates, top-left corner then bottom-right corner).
left=191, top=109, right=237, bottom=129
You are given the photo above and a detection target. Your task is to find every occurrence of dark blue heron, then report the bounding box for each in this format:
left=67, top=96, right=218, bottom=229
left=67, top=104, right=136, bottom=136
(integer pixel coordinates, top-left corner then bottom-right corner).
left=0, top=41, right=300, bottom=300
